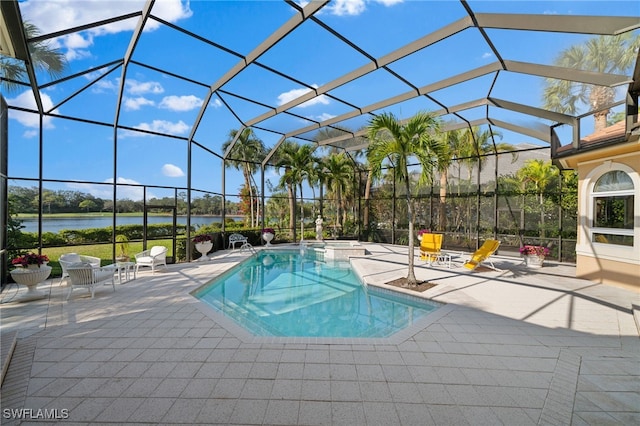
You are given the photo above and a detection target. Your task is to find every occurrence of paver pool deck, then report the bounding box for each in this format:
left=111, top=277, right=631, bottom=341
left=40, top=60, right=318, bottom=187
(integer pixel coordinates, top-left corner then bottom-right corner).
left=1, top=243, right=638, bottom=425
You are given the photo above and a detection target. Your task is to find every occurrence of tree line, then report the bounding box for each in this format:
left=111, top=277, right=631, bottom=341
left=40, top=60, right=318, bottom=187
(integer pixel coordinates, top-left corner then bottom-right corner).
left=8, top=186, right=241, bottom=216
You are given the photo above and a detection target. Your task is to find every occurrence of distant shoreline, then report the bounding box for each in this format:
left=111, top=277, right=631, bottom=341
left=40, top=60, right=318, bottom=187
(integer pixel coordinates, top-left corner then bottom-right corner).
left=15, top=213, right=245, bottom=218
left=16, top=214, right=247, bottom=233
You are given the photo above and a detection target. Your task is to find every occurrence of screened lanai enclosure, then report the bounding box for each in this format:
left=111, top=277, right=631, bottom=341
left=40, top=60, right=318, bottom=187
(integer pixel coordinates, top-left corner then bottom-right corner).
left=1, top=0, right=639, bottom=282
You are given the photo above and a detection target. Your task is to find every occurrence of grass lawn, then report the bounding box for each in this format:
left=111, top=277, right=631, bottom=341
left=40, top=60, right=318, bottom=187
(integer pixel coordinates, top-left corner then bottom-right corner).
left=40, top=240, right=176, bottom=278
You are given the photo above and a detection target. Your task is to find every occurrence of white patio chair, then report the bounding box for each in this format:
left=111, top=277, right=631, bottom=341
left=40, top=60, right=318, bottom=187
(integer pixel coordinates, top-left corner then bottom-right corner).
left=135, top=246, right=168, bottom=274
left=59, top=253, right=101, bottom=285
left=66, top=265, right=116, bottom=299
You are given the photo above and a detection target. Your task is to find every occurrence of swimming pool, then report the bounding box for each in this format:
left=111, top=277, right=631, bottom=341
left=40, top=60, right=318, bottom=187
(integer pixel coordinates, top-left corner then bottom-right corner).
left=193, top=249, right=442, bottom=338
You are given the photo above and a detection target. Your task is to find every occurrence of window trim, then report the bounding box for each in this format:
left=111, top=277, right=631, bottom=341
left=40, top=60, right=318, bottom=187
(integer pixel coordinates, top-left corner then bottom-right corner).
left=577, top=161, right=639, bottom=264
left=591, top=189, right=635, bottom=237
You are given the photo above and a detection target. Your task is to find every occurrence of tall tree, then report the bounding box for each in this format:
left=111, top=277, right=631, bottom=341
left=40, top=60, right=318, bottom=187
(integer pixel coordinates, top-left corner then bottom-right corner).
left=274, top=140, right=298, bottom=239
left=436, top=129, right=461, bottom=231
left=323, top=152, right=353, bottom=233
left=310, top=155, right=330, bottom=218
left=516, top=159, right=559, bottom=239
left=1, top=22, right=67, bottom=93
left=542, top=34, right=639, bottom=132
left=274, top=140, right=316, bottom=240
left=222, top=128, right=266, bottom=228
left=362, top=161, right=374, bottom=237
left=437, top=126, right=514, bottom=232
left=292, top=144, right=317, bottom=239
left=458, top=126, right=513, bottom=181
left=367, top=112, right=444, bottom=287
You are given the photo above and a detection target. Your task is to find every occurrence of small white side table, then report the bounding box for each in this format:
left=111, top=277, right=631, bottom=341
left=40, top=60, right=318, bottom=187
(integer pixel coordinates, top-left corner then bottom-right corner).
left=437, top=253, right=452, bottom=269
left=106, top=262, right=136, bottom=283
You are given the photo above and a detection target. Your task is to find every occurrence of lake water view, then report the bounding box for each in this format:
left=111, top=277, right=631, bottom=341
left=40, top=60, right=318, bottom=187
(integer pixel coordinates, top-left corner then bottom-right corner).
left=18, top=215, right=236, bottom=234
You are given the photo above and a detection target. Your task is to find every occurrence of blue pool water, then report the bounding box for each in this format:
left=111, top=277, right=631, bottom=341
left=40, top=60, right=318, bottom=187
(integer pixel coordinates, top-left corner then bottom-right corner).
left=194, top=250, right=441, bottom=338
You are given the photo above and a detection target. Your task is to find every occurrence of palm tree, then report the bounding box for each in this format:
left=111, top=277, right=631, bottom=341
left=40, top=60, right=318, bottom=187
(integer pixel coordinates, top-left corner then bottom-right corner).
left=462, top=127, right=515, bottom=240
left=323, top=152, right=353, bottom=234
left=1, top=22, right=67, bottom=93
left=437, top=126, right=514, bottom=232
left=274, top=140, right=317, bottom=240
left=362, top=160, right=374, bottom=237
left=222, top=128, right=266, bottom=228
left=292, top=144, right=317, bottom=239
left=265, top=189, right=290, bottom=231
left=367, top=112, right=444, bottom=287
left=458, top=126, right=514, bottom=181
left=542, top=34, right=639, bottom=132
left=516, top=159, right=559, bottom=239
left=307, top=153, right=330, bottom=218
left=436, top=128, right=461, bottom=231
left=274, top=140, right=299, bottom=239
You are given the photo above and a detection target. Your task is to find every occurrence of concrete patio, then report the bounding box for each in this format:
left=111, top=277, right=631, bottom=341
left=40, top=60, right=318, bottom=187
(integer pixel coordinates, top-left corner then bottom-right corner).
left=1, top=243, right=638, bottom=425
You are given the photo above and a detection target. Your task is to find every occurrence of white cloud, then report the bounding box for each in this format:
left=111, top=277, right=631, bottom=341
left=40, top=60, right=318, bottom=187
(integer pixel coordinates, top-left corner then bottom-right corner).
left=126, top=79, right=164, bottom=95
left=7, top=91, right=58, bottom=129
left=277, top=85, right=330, bottom=108
left=91, top=77, right=164, bottom=97
left=124, top=96, right=155, bottom=111
left=62, top=32, right=94, bottom=61
left=299, top=95, right=330, bottom=108
left=162, top=163, right=185, bottom=177
left=134, top=119, right=190, bottom=135
left=110, top=176, right=140, bottom=185
left=314, top=113, right=336, bottom=122
left=65, top=32, right=94, bottom=50
left=159, top=95, right=203, bottom=111
left=328, top=0, right=367, bottom=16
left=481, top=52, right=493, bottom=59
left=210, top=98, right=223, bottom=108
left=152, top=0, right=194, bottom=23
left=23, top=129, right=38, bottom=139
left=65, top=47, right=93, bottom=61
left=92, top=78, right=118, bottom=93
left=20, top=0, right=192, bottom=61
left=375, top=0, right=403, bottom=6
left=68, top=176, right=151, bottom=201
left=323, top=0, right=401, bottom=16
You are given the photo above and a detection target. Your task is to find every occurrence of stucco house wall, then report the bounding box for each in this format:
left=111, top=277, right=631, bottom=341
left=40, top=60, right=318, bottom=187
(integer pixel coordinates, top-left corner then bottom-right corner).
left=559, top=141, right=640, bottom=291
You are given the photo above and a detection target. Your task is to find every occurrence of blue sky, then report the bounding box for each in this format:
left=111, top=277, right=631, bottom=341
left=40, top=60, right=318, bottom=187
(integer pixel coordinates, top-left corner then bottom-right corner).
left=5, top=0, right=638, bottom=201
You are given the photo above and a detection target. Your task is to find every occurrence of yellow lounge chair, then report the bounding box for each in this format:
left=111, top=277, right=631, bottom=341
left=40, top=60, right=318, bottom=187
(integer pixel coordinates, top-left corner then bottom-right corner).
left=419, top=233, right=443, bottom=266
left=463, top=239, right=501, bottom=271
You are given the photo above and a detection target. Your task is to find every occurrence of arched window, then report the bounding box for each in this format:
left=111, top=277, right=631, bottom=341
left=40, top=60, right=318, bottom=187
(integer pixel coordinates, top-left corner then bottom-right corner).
left=591, top=170, right=634, bottom=246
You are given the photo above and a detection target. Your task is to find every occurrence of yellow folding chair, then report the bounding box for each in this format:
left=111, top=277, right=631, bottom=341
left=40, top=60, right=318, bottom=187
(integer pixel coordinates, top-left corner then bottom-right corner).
left=463, top=239, right=501, bottom=271
left=419, top=233, right=443, bottom=266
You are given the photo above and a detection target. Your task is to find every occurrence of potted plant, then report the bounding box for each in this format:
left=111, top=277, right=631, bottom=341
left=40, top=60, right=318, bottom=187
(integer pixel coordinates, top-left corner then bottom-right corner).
left=115, top=234, right=130, bottom=262
left=193, top=234, right=213, bottom=261
left=262, top=228, right=275, bottom=247
left=417, top=229, right=430, bottom=240
left=11, top=252, right=49, bottom=269
left=519, top=245, right=550, bottom=268
left=10, top=252, right=51, bottom=299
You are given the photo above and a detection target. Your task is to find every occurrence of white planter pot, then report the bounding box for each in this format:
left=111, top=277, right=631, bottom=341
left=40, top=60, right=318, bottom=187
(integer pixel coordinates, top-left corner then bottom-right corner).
left=10, top=265, right=51, bottom=301
left=195, top=241, right=213, bottom=261
left=263, top=232, right=274, bottom=247
left=523, top=255, right=544, bottom=268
